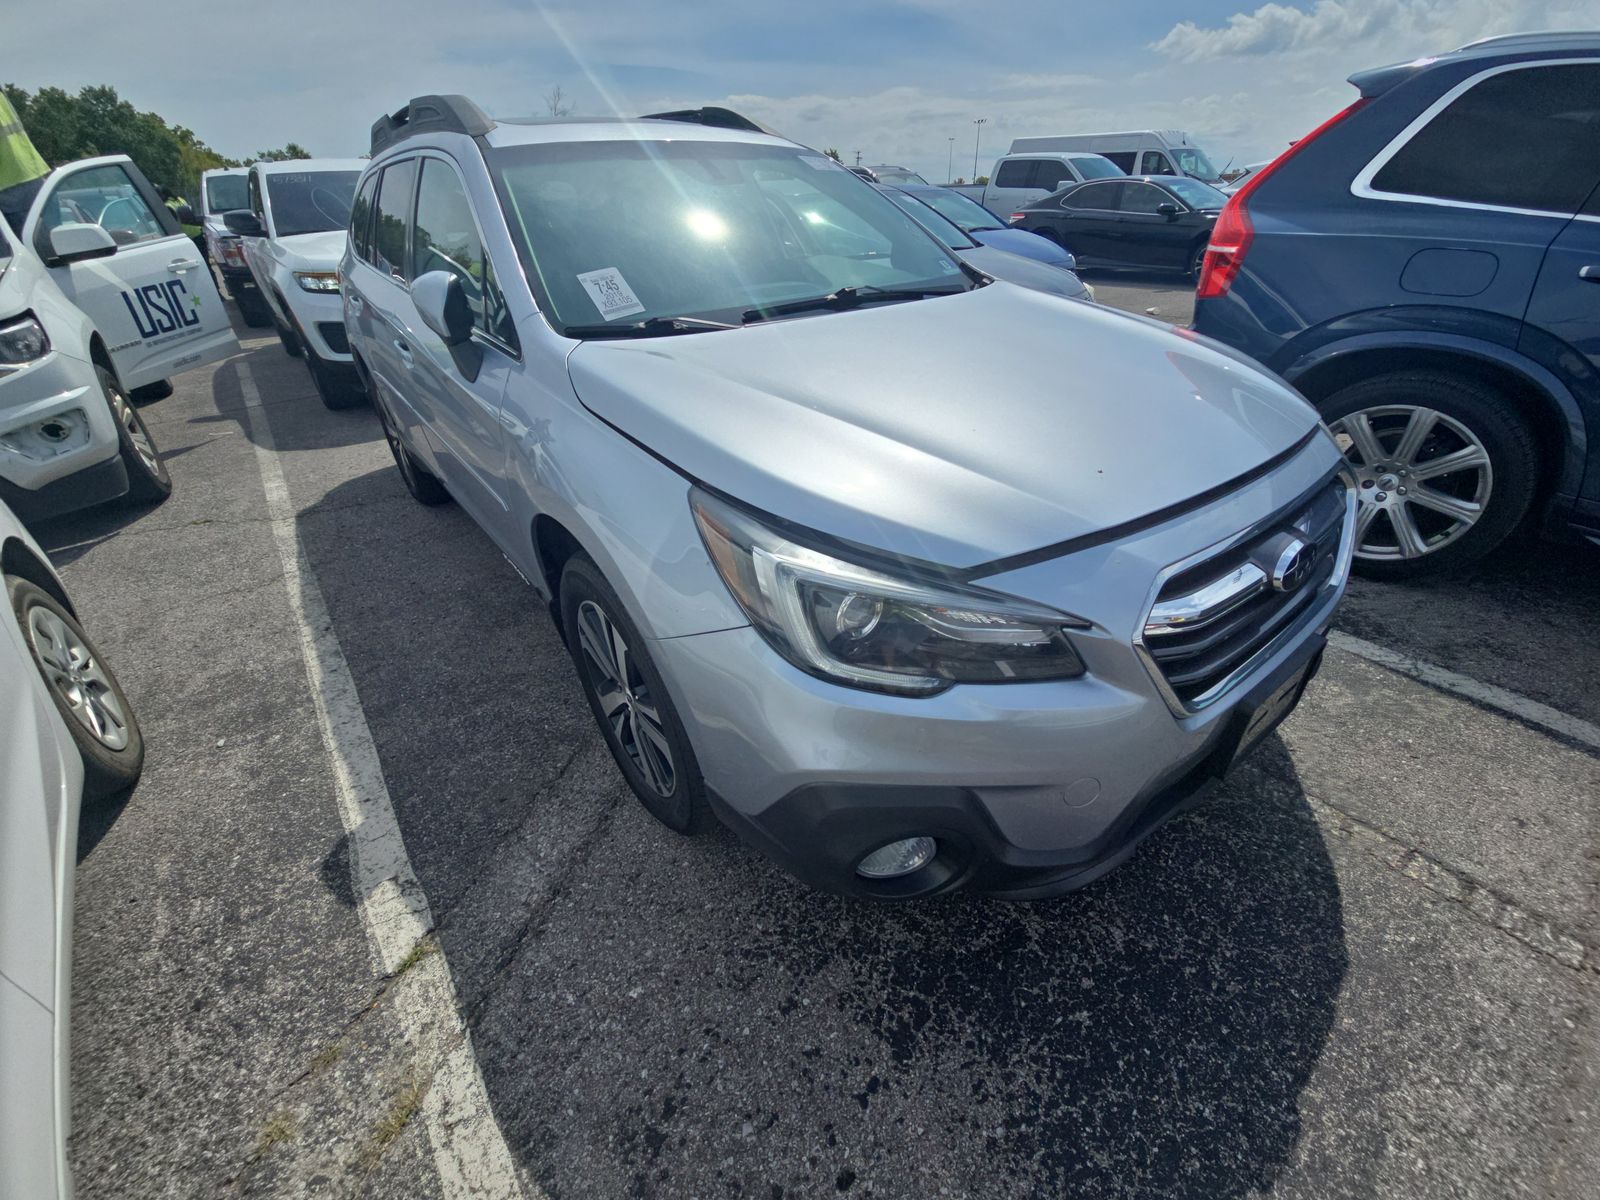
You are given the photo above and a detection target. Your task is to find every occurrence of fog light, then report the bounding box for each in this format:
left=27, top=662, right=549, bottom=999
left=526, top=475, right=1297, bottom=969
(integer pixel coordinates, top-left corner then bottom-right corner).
left=856, top=836, right=936, bottom=880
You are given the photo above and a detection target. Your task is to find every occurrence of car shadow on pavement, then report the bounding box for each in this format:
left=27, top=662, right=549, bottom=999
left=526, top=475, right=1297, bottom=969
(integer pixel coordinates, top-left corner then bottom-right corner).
left=286, top=456, right=1347, bottom=1200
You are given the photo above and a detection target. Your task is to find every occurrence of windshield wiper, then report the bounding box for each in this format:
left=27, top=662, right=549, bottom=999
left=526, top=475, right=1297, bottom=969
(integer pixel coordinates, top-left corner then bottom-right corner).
left=741, top=284, right=966, bottom=323
left=562, top=315, right=741, bottom=339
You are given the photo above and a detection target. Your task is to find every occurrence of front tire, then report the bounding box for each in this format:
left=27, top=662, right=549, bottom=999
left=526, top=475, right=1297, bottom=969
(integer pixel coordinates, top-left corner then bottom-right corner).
left=102, top=367, right=172, bottom=505
left=9, top=575, right=145, bottom=800
left=560, top=555, right=710, bottom=835
left=376, top=393, right=450, bottom=505
left=235, top=287, right=273, bottom=328
left=1319, top=370, right=1538, bottom=578
left=129, top=379, right=173, bottom=403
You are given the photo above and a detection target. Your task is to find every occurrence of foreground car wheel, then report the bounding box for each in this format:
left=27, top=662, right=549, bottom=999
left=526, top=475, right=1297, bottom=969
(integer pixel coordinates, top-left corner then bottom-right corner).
left=560, top=555, right=709, bottom=834
left=102, top=367, right=173, bottom=505
left=235, top=287, right=274, bottom=328
left=9, top=575, right=145, bottom=800
left=304, top=347, right=367, bottom=411
left=376, top=398, right=450, bottom=505
left=1321, top=371, right=1537, bottom=578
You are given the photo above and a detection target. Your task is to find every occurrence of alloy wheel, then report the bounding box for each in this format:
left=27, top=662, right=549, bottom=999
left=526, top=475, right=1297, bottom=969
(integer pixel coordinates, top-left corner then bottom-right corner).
left=575, top=599, right=676, bottom=797
left=1328, top=404, right=1493, bottom=562
left=26, top=604, right=132, bottom=750
left=110, top=383, right=163, bottom=479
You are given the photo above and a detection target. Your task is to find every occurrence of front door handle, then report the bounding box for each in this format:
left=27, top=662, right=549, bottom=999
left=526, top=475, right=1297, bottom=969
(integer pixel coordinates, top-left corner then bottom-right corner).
left=1579, top=265, right=1600, bottom=283
left=394, top=339, right=414, bottom=368
left=167, top=258, right=197, bottom=274
left=348, top=292, right=363, bottom=311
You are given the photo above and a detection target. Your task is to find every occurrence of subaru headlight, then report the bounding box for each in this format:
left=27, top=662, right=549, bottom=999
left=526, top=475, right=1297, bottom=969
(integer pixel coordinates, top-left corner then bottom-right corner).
left=691, top=489, right=1088, bottom=696
left=0, top=315, right=49, bottom=366
left=294, top=271, right=340, bottom=293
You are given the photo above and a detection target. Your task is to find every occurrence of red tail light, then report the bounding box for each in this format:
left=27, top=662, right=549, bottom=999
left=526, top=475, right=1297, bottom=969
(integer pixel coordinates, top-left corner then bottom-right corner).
left=1196, top=98, right=1368, bottom=301
left=1010, top=212, right=1026, bottom=223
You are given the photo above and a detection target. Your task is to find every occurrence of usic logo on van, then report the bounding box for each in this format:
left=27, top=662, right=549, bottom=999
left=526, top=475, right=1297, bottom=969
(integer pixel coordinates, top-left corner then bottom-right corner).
left=120, top=280, right=201, bottom=339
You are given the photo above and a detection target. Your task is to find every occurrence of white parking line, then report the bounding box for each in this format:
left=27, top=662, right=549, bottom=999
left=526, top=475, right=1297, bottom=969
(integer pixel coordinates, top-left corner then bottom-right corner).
left=236, top=360, right=527, bottom=1199
left=1329, top=630, right=1600, bottom=753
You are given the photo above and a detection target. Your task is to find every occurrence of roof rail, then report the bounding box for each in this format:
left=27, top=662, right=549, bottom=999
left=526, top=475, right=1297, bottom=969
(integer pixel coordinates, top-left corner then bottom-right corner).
left=371, top=95, right=495, bottom=156
left=638, top=106, right=781, bottom=137
left=1456, top=30, right=1600, bottom=52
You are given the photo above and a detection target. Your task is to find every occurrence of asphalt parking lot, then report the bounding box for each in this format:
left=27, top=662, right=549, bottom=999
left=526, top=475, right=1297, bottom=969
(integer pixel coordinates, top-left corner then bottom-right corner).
left=34, top=291, right=1600, bottom=1199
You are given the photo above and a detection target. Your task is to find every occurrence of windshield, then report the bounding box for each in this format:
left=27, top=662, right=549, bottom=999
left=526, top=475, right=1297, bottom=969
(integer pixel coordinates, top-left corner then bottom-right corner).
left=1162, top=176, right=1229, bottom=208
left=204, top=174, right=249, bottom=215
left=874, top=168, right=928, bottom=184
left=1072, top=156, right=1124, bottom=180
left=911, top=188, right=1003, bottom=232
left=879, top=189, right=977, bottom=249
left=1172, top=147, right=1220, bottom=182
left=491, top=140, right=970, bottom=331
left=265, top=171, right=360, bottom=237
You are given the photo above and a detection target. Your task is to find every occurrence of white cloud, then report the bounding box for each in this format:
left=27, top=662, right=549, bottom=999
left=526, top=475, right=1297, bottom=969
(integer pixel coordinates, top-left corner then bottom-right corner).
left=1153, top=0, right=1591, bottom=63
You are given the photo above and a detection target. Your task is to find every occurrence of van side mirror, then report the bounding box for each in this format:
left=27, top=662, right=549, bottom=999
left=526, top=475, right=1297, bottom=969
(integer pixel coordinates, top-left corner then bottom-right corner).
left=48, top=222, right=119, bottom=264
left=223, top=209, right=266, bottom=237
left=413, top=270, right=483, bottom=381
left=1157, top=203, right=1180, bottom=220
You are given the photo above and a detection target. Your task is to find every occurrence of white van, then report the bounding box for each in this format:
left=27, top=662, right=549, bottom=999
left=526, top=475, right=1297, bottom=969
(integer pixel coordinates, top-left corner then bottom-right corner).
left=1009, top=131, right=1223, bottom=184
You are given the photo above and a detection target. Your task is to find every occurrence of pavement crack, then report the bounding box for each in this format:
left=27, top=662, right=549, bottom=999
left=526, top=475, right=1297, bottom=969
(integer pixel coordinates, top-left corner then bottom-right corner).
left=1304, top=791, right=1597, bottom=975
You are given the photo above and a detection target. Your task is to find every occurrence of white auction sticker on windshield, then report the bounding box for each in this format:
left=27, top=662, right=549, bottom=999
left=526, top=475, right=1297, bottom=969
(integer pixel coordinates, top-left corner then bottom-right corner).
left=798, top=155, right=839, bottom=171
left=576, top=267, right=645, bottom=320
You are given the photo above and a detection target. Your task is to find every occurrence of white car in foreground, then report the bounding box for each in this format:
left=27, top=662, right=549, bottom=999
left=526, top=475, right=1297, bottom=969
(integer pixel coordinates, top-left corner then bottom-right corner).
left=1, top=497, right=145, bottom=1199
left=230, top=159, right=366, bottom=408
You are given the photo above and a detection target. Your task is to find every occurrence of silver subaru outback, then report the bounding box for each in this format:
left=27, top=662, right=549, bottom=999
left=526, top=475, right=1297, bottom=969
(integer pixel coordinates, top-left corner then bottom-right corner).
left=342, top=96, right=1354, bottom=900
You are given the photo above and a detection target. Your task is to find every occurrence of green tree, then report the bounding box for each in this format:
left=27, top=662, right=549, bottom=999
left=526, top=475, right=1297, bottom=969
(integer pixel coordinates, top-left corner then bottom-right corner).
left=252, top=142, right=311, bottom=163
left=2, top=83, right=240, bottom=198
left=824, top=148, right=842, bottom=162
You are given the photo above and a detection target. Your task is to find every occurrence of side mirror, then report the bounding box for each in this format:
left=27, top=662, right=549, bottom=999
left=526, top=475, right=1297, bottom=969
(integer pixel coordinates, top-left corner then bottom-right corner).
left=412, top=270, right=483, bottom=382
left=1157, top=203, right=1180, bottom=220
left=1059, top=250, right=1078, bottom=271
left=223, top=209, right=266, bottom=237
left=48, top=222, right=118, bottom=264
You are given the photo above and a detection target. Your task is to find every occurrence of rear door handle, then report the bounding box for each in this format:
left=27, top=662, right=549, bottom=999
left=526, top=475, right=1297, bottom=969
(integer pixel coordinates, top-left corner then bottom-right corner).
left=394, top=339, right=414, bottom=367
left=167, top=258, right=197, bottom=274
left=1579, top=265, right=1600, bottom=283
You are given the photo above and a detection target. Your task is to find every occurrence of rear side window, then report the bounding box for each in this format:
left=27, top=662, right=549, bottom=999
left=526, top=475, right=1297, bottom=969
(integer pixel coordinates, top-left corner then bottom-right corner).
left=350, top=174, right=377, bottom=263
left=372, top=159, right=417, bottom=280
left=1066, top=181, right=1122, bottom=210
left=994, top=159, right=1032, bottom=188
left=1370, top=63, right=1600, bottom=214
left=1102, top=151, right=1137, bottom=174
left=1120, top=182, right=1169, bottom=214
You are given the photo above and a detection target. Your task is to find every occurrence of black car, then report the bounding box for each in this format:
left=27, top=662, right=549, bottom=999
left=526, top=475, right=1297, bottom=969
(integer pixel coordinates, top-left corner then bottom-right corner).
left=1192, top=32, right=1600, bottom=577
left=1010, top=176, right=1227, bottom=277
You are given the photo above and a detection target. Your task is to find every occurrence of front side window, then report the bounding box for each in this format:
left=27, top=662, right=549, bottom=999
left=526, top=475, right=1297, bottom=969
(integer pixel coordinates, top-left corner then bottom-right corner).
left=265, top=170, right=360, bottom=238
left=914, top=188, right=1003, bottom=232
left=1032, top=161, right=1078, bottom=191
left=350, top=174, right=377, bottom=263
left=490, top=140, right=968, bottom=331
left=372, top=159, right=417, bottom=280
left=1370, top=63, right=1600, bottom=214
left=412, top=158, right=487, bottom=322
left=36, top=163, right=166, bottom=250
left=1140, top=151, right=1174, bottom=176
left=248, top=171, right=263, bottom=217
left=1071, top=155, right=1123, bottom=180
left=1120, top=182, right=1169, bottom=214
left=204, top=174, right=249, bottom=215
left=1065, top=181, right=1122, bottom=210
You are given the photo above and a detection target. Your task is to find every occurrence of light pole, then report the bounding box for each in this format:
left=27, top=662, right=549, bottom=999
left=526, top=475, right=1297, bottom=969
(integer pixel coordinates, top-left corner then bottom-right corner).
left=972, top=118, right=988, bottom=180
left=947, top=137, right=955, bottom=182
left=854, top=150, right=862, bottom=166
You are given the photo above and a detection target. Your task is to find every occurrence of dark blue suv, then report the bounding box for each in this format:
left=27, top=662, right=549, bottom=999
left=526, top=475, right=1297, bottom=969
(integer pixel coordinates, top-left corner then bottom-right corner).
left=1193, top=32, right=1600, bottom=577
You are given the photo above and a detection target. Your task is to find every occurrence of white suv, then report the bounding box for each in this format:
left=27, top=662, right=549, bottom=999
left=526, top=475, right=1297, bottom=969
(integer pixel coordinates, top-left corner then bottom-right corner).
left=230, top=159, right=366, bottom=408
left=1, top=155, right=238, bottom=521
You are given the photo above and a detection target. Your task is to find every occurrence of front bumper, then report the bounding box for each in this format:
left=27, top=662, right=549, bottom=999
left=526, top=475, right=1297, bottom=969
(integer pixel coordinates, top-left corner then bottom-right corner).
left=0, top=351, right=123, bottom=504
left=280, top=285, right=351, bottom=362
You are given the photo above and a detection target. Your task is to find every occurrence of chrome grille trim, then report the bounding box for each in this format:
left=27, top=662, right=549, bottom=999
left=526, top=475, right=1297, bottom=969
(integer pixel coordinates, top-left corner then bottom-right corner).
left=1135, top=471, right=1356, bottom=716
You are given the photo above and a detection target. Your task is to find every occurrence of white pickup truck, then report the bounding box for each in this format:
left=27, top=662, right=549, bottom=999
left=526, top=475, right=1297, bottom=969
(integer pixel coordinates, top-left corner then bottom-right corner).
left=949, top=150, right=1123, bottom=216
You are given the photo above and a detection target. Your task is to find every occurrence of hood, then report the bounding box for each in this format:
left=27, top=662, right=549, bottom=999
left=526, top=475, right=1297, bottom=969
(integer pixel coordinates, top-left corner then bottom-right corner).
left=276, top=230, right=347, bottom=270
left=971, top=227, right=1072, bottom=267
left=957, top=245, right=1087, bottom=301
left=567, top=283, right=1319, bottom=568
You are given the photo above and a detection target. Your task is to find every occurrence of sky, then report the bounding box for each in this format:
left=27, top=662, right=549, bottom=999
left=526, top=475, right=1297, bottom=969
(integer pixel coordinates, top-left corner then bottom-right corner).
left=2, top=0, right=1591, bottom=181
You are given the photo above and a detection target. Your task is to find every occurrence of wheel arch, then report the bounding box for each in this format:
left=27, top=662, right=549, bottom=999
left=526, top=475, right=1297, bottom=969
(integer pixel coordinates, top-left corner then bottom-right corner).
left=531, top=513, right=585, bottom=620
left=1285, top=335, right=1586, bottom=502
left=2, top=537, right=75, bottom=618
